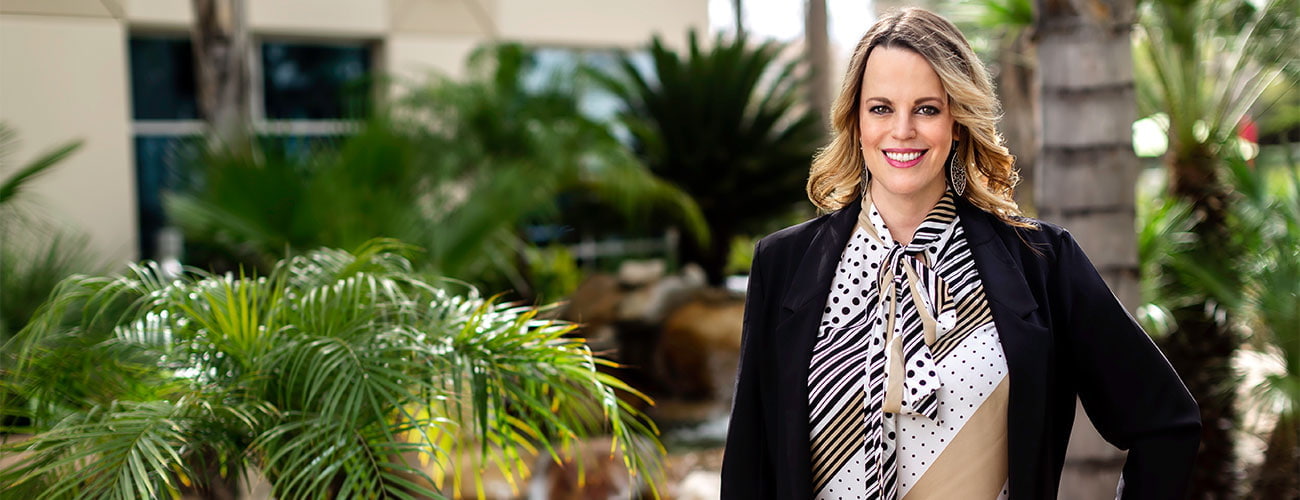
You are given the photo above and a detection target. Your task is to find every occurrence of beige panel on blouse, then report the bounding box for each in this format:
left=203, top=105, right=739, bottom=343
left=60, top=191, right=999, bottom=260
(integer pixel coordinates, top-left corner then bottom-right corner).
left=903, top=376, right=1010, bottom=500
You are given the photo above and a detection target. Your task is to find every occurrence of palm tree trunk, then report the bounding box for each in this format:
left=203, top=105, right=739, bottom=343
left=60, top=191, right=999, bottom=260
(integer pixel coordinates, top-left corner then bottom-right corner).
left=183, top=448, right=241, bottom=500
left=733, top=0, right=745, bottom=37
left=996, top=29, right=1038, bottom=215
left=191, top=0, right=250, bottom=148
left=1161, top=143, right=1239, bottom=499
left=1254, top=415, right=1299, bottom=499
left=1034, top=0, right=1138, bottom=497
left=805, top=0, right=831, bottom=133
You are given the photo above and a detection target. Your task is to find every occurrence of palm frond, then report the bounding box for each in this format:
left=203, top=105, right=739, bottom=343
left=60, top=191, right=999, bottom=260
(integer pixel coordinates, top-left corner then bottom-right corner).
left=0, top=124, right=83, bottom=207
left=5, top=239, right=664, bottom=498
left=1, top=400, right=192, bottom=500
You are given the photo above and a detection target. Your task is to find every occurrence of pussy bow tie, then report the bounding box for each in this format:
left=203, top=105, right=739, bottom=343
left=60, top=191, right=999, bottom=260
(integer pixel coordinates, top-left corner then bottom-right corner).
left=859, top=193, right=958, bottom=420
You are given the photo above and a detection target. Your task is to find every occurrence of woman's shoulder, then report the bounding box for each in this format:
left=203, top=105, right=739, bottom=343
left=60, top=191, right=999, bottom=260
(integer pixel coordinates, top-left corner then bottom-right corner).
left=960, top=206, right=1080, bottom=266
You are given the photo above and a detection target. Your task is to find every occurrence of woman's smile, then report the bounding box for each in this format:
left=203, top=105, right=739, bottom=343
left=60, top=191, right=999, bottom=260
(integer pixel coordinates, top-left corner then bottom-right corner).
left=882, top=148, right=927, bottom=167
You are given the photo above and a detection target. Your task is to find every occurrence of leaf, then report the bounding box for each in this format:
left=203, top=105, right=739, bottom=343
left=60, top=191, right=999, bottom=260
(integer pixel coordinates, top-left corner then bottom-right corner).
left=0, top=131, right=83, bottom=207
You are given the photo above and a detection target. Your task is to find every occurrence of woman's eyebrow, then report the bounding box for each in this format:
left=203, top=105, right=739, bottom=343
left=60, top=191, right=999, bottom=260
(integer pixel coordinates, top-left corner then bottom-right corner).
left=863, top=96, right=945, bottom=105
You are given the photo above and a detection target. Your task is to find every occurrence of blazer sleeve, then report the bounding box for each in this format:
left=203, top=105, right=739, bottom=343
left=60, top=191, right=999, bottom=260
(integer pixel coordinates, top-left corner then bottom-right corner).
left=1052, top=230, right=1201, bottom=500
left=720, top=241, right=774, bottom=499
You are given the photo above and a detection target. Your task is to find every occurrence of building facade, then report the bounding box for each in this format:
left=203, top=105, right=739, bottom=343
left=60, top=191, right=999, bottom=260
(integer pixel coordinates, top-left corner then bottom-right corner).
left=0, top=0, right=708, bottom=264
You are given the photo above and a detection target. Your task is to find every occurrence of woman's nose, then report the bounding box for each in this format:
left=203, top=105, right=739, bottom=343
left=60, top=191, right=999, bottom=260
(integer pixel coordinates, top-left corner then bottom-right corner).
left=891, top=114, right=916, bottom=140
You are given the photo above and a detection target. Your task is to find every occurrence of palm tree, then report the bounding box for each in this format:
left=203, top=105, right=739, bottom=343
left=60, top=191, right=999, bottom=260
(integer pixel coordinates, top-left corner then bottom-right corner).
left=732, top=0, right=745, bottom=37
left=1133, top=0, right=1298, bottom=494
left=1, top=239, right=663, bottom=499
left=805, top=0, right=831, bottom=134
left=594, top=31, right=824, bottom=285
left=1138, top=151, right=1300, bottom=499
left=0, top=124, right=91, bottom=337
left=190, top=0, right=251, bottom=148
left=167, top=43, right=706, bottom=296
left=0, top=124, right=102, bottom=432
left=1226, top=155, right=1300, bottom=499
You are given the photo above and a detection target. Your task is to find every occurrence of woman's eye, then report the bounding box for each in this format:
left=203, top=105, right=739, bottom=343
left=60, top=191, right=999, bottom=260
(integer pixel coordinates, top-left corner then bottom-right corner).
left=869, top=105, right=892, bottom=115
left=916, top=105, right=941, bottom=116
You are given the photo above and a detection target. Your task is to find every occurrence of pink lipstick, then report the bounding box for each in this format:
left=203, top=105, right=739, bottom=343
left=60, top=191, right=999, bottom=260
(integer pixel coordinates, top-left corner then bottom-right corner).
left=881, top=148, right=927, bottom=168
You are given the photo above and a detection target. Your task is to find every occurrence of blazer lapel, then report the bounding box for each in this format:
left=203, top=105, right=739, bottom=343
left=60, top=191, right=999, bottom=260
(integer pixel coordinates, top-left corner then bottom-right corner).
left=771, top=201, right=860, bottom=499
left=956, top=199, right=1052, bottom=499
left=780, top=202, right=861, bottom=314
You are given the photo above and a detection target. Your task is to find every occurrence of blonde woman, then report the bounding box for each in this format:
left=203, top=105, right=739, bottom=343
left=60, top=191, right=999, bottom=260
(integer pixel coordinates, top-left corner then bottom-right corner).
left=721, top=8, right=1198, bottom=500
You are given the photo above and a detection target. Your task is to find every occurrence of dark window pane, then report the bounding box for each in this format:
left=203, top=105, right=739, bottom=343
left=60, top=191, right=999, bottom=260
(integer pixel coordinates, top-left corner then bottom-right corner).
left=135, top=135, right=202, bottom=259
left=262, top=42, right=372, bottom=119
left=129, top=37, right=199, bottom=120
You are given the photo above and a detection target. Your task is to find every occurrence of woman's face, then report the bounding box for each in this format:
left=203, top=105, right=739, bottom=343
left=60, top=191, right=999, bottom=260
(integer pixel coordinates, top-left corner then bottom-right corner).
left=858, top=47, right=956, bottom=205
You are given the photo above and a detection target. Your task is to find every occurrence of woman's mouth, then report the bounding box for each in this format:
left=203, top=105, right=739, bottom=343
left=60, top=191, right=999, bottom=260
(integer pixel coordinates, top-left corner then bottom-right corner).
left=883, top=149, right=926, bottom=168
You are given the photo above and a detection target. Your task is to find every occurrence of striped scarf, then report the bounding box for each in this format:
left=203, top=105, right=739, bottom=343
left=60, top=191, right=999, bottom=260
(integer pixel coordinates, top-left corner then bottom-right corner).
left=809, top=190, right=961, bottom=499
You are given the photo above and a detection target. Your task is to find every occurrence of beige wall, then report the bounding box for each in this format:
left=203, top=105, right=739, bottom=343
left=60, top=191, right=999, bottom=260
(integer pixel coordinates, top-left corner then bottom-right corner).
left=0, top=0, right=707, bottom=265
left=0, top=12, right=138, bottom=265
left=498, top=0, right=707, bottom=49
left=386, top=36, right=482, bottom=84
left=125, top=0, right=190, bottom=27
left=250, top=0, right=386, bottom=37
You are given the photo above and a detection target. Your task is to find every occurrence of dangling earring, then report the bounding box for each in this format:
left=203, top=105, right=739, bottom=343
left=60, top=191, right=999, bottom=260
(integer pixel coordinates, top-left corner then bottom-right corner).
left=948, top=140, right=966, bottom=196
left=860, top=145, right=871, bottom=196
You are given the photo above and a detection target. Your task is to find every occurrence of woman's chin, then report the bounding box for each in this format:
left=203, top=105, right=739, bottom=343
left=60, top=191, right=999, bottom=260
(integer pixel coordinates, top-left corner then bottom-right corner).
left=869, top=176, right=946, bottom=201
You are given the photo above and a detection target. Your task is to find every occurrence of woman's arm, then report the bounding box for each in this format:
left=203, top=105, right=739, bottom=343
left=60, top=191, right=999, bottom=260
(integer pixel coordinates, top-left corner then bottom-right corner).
left=1053, top=230, right=1201, bottom=500
left=720, top=241, right=775, bottom=499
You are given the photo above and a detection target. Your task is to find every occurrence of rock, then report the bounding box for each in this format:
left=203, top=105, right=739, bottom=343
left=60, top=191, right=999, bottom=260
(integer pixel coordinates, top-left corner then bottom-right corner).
left=561, top=274, right=623, bottom=345
left=617, top=260, right=666, bottom=288
left=656, top=291, right=744, bottom=407
left=618, top=274, right=695, bottom=324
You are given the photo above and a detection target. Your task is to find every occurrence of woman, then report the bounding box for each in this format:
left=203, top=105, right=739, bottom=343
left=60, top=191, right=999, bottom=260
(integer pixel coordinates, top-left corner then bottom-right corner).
left=721, top=8, right=1199, bottom=500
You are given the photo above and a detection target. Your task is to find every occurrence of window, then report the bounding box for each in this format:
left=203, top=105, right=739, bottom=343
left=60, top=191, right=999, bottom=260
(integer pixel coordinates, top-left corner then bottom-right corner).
left=523, top=47, right=653, bottom=144
left=129, top=37, right=200, bottom=120
left=128, top=34, right=374, bottom=260
left=261, top=42, right=371, bottom=120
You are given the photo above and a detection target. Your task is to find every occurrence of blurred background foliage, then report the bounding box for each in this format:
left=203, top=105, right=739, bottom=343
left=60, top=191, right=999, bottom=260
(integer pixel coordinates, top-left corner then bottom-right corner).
left=593, top=30, right=824, bottom=285
left=1131, top=0, right=1298, bottom=494
left=0, top=124, right=101, bottom=344
left=167, top=43, right=709, bottom=301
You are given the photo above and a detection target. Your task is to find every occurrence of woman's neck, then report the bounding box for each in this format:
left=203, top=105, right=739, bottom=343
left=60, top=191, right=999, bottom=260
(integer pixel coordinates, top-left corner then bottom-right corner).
left=870, top=184, right=945, bottom=246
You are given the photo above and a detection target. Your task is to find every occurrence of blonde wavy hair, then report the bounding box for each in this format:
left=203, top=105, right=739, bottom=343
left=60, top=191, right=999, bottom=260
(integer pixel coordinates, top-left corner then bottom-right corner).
left=806, top=7, right=1031, bottom=228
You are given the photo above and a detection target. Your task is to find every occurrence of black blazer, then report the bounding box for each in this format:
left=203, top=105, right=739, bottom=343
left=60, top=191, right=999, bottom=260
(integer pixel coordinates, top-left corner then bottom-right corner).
left=721, top=197, right=1200, bottom=499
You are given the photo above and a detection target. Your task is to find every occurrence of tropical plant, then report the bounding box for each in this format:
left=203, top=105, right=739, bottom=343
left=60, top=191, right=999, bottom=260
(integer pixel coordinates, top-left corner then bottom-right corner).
left=396, top=43, right=709, bottom=281
left=0, top=124, right=102, bottom=432
left=1133, top=0, right=1298, bottom=493
left=0, top=123, right=90, bottom=340
left=1139, top=150, right=1300, bottom=498
left=167, top=43, right=705, bottom=298
left=0, top=239, right=663, bottom=499
left=594, top=30, right=824, bottom=285
left=1222, top=152, right=1300, bottom=498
